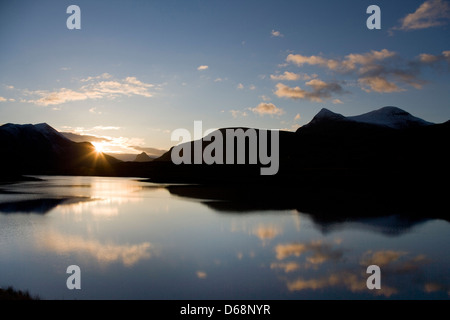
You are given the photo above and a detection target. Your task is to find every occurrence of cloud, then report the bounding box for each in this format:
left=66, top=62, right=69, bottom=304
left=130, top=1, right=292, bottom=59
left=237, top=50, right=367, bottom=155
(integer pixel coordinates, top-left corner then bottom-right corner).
left=287, top=49, right=396, bottom=73
left=275, top=240, right=343, bottom=266
left=274, top=80, right=345, bottom=102
left=81, top=73, right=112, bottom=82
left=294, top=113, right=301, bottom=121
left=395, top=0, right=450, bottom=31
left=0, top=96, right=7, bottom=102
left=332, top=99, right=343, bottom=104
left=26, top=75, right=154, bottom=106
left=361, top=250, right=431, bottom=273
left=251, top=224, right=282, bottom=242
left=38, top=230, right=153, bottom=267
left=418, top=50, right=450, bottom=65
left=250, top=103, right=284, bottom=116
left=270, top=71, right=302, bottom=81
left=196, top=271, right=207, bottom=279
left=285, top=49, right=443, bottom=93
left=61, top=132, right=111, bottom=143
left=358, top=77, right=404, bottom=93
left=361, top=250, right=407, bottom=266
left=89, top=107, right=102, bottom=115
left=237, top=83, right=244, bottom=89
left=271, top=29, right=284, bottom=37
left=285, top=272, right=398, bottom=297
left=270, top=262, right=301, bottom=273
left=230, top=109, right=248, bottom=118
left=197, top=65, right=209, bottom=71
left=287, top=54, right=340, bottom=70
left=83, top=77, right=153, bottom=98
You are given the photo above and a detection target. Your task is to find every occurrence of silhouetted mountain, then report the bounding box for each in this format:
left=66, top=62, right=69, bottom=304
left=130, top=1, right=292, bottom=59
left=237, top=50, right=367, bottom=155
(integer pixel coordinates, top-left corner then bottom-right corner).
left=134, top=152, right=152, bottom=162
left=144, top=106, right=450, bottom=202
left=0, top=123, right=120, bottom=177
left=1, top=106, right=449, bottom=195
left=304, top=106, right=433, bottom=130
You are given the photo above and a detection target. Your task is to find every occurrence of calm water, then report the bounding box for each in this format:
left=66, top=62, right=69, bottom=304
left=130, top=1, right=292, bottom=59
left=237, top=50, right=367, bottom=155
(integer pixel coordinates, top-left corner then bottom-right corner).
left=0, top=176, right=448, bottom=300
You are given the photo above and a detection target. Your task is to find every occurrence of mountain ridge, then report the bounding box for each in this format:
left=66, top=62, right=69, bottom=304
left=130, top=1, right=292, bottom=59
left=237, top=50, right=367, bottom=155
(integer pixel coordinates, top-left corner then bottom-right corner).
left=1, top=106, right=449, bottom=188
left=300, top=106, right=434, bottom=131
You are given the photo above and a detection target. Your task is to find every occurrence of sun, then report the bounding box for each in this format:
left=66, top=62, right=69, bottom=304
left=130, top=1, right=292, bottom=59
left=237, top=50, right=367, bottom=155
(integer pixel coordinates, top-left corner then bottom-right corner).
left=92, top=142, right=105, bottom=153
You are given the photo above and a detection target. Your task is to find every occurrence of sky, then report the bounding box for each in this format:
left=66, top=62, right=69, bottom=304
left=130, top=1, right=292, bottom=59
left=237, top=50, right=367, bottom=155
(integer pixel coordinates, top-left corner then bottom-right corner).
left=0, top=0, right=449, bottom=156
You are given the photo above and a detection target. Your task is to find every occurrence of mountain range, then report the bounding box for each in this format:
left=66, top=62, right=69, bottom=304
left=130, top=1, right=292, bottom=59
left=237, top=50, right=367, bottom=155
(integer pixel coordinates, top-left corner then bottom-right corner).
left=0, top=123, right=119, bottom=177
left=1, top=106, right=449, bottom=193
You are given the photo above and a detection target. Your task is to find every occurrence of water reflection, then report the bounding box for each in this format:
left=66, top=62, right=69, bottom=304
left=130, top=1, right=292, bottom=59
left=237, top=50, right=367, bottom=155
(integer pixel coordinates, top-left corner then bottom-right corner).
left=166, top=184, right=448, bottom=236
left=270, top=240, right=444, bottom=297
left=0, top=197, right=92, bottom=214
left=37, top=230, right=154, bottom=267
left=0, top=176, right=448, bottom=299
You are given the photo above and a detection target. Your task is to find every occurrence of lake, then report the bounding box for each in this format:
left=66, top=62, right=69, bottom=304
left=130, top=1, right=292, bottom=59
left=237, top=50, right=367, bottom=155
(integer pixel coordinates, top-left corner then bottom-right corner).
left=0, top=176, right=448, bottom=300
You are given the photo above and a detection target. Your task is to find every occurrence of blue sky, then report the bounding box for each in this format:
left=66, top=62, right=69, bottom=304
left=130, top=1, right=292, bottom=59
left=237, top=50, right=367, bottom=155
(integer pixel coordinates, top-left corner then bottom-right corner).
left=1, top=0, right=449, bottom=154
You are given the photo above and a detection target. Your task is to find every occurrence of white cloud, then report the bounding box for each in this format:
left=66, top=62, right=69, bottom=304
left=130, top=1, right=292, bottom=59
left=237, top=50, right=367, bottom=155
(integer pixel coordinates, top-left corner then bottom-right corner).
left=396, top=0, right=450, bottom=30
left=92, top=126, right=121, bottom=131
left=81, top=73, right=112, bottom=82
left=197, top=65, right=209, bottom=71
left=270, top=71, right=302, bottom=81
left=237, top=83, right=244, bottom=89
left=38, top=230, right=153, bottom=267
left=26, top=75, right=154, bottom=106
left=250, top=103, right=284, bottom=116
left=294, top=113, right=301, bottom=121
left=271, top=29, right=284, bottom=37
left=230, top=109, right=248, bottom=118
left=89, top=107, right=101, bottom=114
left=0, top=96, right=7, bottom=102
left=332, top=99, right=343, bottom=104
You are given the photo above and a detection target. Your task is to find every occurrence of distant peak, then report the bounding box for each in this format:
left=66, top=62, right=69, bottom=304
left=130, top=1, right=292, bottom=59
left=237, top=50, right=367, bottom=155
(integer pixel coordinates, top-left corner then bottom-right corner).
left=311, top=108, right=346, bottom=122
left=35, top=122, right=51, bottom=128
left=348, top=106, right=433, bottom=129
left=134, top=152, right=152, bottom=162
left=372, top=106, right=410, bottom=116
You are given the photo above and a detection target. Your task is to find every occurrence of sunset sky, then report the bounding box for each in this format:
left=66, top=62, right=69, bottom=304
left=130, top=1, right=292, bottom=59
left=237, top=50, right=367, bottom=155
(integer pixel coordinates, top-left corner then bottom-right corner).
left=1, top=0, right=449, bottom=156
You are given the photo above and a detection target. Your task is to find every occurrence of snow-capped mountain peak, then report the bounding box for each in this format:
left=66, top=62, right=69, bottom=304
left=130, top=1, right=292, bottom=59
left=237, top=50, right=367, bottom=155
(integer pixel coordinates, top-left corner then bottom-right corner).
left=348, top=106, right=434, bottom=129
left=302, top=106, right=434, bottom=130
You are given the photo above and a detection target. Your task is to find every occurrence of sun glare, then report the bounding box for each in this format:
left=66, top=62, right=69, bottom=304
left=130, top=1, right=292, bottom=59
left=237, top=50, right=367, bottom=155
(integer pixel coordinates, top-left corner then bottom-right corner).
left=92, top=142, right=105, bottom=153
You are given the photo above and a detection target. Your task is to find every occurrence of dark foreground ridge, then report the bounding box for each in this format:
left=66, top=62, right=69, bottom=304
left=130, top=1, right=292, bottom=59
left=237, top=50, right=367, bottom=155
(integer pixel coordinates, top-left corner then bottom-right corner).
left=0, top=286, right=39, bottom=300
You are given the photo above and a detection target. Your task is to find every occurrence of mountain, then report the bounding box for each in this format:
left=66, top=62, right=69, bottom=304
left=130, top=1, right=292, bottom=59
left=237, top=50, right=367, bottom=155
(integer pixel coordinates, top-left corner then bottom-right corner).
left=1, top=106, right=448, bottom=192
left=134, top=152, right=152, bottom=162
left=348, top=106, right=433, bottom=129
left=302, top=106, right=433, bottom=130
left=148, top=106, right=450, bottom=190
left=0, top=123, right=120, bottom=177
